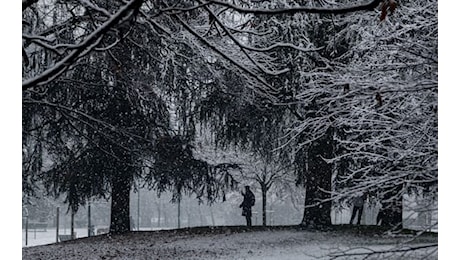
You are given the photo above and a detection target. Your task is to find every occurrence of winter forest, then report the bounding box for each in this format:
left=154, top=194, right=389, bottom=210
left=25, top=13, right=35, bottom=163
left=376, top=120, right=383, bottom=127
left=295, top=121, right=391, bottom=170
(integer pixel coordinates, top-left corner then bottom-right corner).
left=22, top=0, right=438, bottom=259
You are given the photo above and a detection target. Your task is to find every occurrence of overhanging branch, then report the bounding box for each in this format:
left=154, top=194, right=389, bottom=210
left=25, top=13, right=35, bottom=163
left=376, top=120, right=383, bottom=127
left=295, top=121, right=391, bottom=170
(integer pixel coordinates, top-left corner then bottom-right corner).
left=173, top=14, right=280, bottom=100
left=22, top=0, right=38, bottom=11
left=22, top=0, right=144, bottom=91
left=204, top=0, right=383, bottom=15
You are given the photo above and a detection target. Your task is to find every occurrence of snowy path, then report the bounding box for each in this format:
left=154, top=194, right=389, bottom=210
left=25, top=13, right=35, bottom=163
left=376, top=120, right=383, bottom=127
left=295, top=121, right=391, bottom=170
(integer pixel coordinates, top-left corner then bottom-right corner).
left=22, top=226, right=437, bottom=260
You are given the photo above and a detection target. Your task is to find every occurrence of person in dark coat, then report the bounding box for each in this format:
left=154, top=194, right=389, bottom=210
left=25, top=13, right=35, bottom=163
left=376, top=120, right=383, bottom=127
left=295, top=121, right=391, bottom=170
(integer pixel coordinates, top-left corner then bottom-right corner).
left=239, top=186, right=255, bottom=227
left=349, top=193, right=366, bottom=225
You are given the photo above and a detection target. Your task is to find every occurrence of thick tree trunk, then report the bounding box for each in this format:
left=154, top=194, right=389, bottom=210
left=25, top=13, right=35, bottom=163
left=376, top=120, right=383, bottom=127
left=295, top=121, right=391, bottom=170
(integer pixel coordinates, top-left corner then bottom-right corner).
left=301, top=178, right=332, bottom=227
left=109, top=172, right=132, bottom=234
left=378, top=186, right=403, bottom=229
left=301, top=131, right=333, bottom=228
left=378, top=202, right=403, bottom=228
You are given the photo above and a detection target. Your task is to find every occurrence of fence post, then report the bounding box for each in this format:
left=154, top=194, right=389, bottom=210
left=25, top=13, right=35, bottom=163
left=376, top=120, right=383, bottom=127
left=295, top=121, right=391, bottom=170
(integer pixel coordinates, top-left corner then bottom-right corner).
left=56, top=207, right=59, bottom=243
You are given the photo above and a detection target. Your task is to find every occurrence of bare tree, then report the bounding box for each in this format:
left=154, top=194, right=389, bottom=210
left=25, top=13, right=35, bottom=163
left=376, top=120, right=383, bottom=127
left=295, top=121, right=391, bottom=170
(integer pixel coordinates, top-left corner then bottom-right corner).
left=242, top=158, right=293, bottom=227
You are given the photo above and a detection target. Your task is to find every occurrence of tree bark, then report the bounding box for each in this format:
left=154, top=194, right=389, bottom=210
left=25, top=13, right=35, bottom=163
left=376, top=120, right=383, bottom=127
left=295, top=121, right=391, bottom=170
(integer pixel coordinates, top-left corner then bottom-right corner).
left=379, top=186, right=403, bottom=229
left=301, top=130, right=333, bottom=228
left=109, top=172, right=132, bottom=234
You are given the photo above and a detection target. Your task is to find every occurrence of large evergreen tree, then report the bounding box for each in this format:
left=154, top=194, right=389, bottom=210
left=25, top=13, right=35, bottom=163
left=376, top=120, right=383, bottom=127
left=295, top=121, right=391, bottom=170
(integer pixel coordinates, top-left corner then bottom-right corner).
left=22, top=1, right=240, bottom=233
left=23, top=49, right=170, bottom=233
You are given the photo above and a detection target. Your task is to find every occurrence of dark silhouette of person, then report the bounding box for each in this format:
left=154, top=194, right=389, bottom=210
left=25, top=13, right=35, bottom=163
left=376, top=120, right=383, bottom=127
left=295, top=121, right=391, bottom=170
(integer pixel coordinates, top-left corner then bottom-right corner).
left=349, top=193, right=366, bottom=225
left=239, top=186, right=255, bottom=227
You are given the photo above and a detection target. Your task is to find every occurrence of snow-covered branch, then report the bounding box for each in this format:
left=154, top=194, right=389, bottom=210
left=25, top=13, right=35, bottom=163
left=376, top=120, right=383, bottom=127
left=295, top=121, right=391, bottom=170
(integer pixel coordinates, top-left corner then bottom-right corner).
left=195, top=0, right=384, bottom=16
left=23, top=0, right=144, bottom=90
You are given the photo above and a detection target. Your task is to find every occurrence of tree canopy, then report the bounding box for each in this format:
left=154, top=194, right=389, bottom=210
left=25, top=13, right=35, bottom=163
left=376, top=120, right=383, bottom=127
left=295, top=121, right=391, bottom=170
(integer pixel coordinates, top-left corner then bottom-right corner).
left=22, top=0, right=437, bottom=234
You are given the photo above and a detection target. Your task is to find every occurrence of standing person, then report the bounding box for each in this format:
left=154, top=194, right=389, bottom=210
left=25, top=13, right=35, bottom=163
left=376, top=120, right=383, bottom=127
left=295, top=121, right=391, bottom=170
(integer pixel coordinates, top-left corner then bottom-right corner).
left=349, top=193, right=366, bottom=225
left=239, top=186, right=255, bottom=227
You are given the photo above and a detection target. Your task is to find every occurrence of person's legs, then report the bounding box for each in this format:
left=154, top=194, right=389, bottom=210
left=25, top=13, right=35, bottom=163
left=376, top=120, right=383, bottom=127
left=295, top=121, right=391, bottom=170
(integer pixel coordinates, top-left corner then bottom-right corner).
left=350, top=206, right=358, bottom=224
left=357, top=207, right=364, bottom=225
left=246, top=215, right=251, bottom=227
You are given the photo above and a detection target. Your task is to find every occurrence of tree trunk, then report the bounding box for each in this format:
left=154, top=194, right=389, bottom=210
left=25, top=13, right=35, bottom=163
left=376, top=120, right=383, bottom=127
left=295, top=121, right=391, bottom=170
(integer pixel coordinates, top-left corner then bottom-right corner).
left=187, top=199, right=191, bottom=227
left=137, top=190, right=140, bottom=230
left=87, top=200, right=92, bottom=237
left=163, top=206, right=169, bottom=227
left=157, top=200, right=162, bottom=228
left=198, top=204, right=204, bottom=226
left=301, top=180, right=332, bottom=227
left=109, top=172, right=131, bottom=234
left=379, top=186, right=403, bottom=229
left=70, top=209, right=75, bottom=239
left=261, top=184, right=267, bottom=227
left=379, top=202, right=403, bottom=228
left=301, top=130, right=333, bottom=228
left=210, top=206, right=215, bottom=226
left=177, top=196, right=181, bottom=229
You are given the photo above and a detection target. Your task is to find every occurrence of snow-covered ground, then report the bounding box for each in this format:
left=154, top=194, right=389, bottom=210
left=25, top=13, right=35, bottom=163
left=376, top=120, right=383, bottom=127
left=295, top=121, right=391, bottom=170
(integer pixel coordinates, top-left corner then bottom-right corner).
left=23, top=227, right=88, bottom=247
left=22, top=227, right=174, bottom=247
left=22, top=226, right=437, bottom=260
